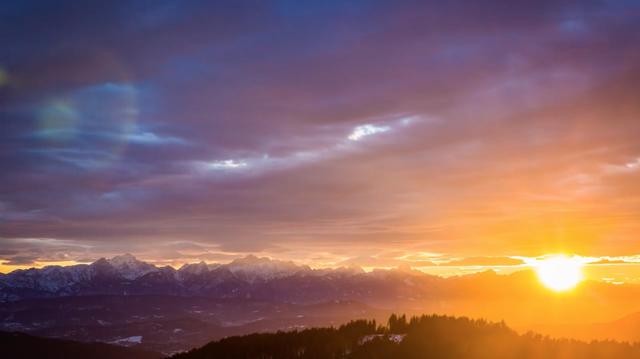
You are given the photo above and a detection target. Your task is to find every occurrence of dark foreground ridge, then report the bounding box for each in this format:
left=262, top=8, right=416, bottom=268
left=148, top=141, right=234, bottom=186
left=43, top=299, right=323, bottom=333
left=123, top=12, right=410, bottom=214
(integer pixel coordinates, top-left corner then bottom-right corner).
left=0, top=331, right=161, bottom=359
left=171, top=314, right=640, bottom=359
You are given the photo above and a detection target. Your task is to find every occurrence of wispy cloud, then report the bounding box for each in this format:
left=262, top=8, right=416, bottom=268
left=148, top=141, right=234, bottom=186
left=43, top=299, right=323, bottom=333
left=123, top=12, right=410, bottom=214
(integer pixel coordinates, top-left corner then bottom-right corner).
left=348, top=124, right=391, bottom=141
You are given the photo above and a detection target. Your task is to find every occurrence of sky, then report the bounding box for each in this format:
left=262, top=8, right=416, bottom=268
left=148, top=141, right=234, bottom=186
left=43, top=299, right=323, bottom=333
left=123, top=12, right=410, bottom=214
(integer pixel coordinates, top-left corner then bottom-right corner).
left=1, top=0, right=640, bottom=276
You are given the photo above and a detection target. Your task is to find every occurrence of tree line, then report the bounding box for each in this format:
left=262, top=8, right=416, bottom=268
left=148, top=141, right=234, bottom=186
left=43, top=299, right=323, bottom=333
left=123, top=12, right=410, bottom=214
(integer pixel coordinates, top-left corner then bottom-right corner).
left=171, top=314, right=640, bottom=359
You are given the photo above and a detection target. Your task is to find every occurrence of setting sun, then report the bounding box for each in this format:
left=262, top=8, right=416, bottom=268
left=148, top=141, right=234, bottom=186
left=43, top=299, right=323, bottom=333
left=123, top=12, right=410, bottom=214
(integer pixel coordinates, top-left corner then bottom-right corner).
left=534, top=255, right=584, bottom=292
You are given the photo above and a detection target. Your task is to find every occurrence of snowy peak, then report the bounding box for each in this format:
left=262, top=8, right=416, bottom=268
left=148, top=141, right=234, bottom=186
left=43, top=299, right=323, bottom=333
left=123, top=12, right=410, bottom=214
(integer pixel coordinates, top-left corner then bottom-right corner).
left=108, top=253, right=140, bottom=267
left=0, top=253, right=437, bottom=303
left=227, top=254, right=300, bottom=269
left=225, top=255, right=309, bottom=282
left=102, top=254, right=158, bottom=280
left=328, top=265, right=366, bottom=275
left=178, top=261, right=210, bottom=274
left=0, top=264, right=92, bottom=293
left=228, top=254, right=267, bottom=265
left=177, top=261, right=210, bottom=280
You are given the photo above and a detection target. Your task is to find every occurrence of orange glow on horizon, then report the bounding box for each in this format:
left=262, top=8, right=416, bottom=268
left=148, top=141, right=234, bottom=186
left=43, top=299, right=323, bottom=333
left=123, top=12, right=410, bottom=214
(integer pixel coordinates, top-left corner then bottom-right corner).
left=0, top=260, right=85, bottom=274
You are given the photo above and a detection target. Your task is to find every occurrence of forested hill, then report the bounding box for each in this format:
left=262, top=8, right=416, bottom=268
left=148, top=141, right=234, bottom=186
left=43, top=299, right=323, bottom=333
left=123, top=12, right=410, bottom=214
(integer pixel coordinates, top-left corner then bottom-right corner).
left=0, top=331, right=161, bottom=359
left=171, top=314, right=640, bottom=359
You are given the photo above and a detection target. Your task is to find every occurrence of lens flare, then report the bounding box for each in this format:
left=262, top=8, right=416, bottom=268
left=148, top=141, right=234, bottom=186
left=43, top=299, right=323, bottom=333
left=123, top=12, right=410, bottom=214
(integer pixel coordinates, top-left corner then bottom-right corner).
left=38, top=100, right=80, bottom=141
left=0, top=66, right=8, bottom=87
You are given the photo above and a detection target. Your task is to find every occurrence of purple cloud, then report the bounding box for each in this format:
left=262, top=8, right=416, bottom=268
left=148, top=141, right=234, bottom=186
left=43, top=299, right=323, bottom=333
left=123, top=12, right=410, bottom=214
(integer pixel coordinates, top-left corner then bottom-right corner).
left=1, top=0, right=640, bottom=267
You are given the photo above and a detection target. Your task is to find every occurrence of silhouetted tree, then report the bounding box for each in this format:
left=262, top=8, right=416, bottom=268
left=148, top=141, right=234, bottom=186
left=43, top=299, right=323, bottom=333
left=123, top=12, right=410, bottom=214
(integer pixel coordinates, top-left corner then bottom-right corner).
left=171, top=314, right=640, bottom=359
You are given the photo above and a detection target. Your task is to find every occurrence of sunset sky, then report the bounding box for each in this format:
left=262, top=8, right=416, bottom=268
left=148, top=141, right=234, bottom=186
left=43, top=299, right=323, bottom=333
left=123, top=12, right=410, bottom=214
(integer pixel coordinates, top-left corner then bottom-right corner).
left=1, top=1, right=640, bottom=280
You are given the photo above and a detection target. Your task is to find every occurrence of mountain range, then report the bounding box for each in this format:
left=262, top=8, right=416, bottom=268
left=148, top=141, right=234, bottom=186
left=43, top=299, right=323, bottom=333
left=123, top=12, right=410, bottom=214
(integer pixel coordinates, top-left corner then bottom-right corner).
left=0, top=254, right=384, bottom=303
left=3, top=254, right=640, bottom=354
left=3, top=254, right=640, bottom=321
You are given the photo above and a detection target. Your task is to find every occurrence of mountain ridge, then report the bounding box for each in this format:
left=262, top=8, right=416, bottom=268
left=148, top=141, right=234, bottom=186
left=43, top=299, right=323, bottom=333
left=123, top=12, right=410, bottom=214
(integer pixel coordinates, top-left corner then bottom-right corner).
left=0, top=254, right=439, bottom=304
left=3, top=254, right=640, bottom=335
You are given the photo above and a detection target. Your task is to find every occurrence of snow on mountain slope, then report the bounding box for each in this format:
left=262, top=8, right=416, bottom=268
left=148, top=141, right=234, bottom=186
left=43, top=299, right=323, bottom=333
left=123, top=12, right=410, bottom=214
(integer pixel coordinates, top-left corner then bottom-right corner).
left=176, top=261, right=209, bottom=279
left=225, top=255, right=311, bottom=282
left=0, top=254, right=157, bottom=294
left=107, top=254, right=158, bottom=280
left=0, top=254, right=427, bottom=303
left=0, top=264, right=92, bottom=292
left=0, top=254, right=312, bottom=298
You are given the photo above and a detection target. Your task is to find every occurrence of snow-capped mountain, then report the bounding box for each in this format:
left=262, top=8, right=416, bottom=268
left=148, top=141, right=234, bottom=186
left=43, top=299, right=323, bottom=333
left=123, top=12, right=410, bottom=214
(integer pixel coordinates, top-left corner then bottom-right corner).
left=0, top=254, right=347, bottom=302
left=225, top=255, right=311, bottom=283
left=176, top=261, right=210, bottom=279
left=0, top=253, right=448, bottom=305
left=107, top=253, right=158, bottom=280
left=0, top=264, right=92, bottom=294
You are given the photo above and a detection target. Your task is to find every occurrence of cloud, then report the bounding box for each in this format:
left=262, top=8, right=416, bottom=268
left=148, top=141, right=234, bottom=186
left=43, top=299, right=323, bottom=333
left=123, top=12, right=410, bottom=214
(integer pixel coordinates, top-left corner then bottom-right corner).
left=1, top=0, right=640, bottom=265
left=1, top=256, right=39, bottom=265
left=589, top=259, right=629, bottom=265
left=123, top=131, right=186, bottom=145
left=337, top=255, right=437, bottom=269
left=198, top=159, right=249, bottom=171
left=348, top=124, right=390, bottom=141
left=439, top=257, right=526, bottom=267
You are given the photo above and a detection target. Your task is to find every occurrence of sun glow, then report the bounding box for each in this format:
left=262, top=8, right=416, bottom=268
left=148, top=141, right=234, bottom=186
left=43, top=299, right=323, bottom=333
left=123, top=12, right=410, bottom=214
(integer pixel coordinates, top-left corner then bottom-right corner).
left=534, top=255, right=584, bottom=292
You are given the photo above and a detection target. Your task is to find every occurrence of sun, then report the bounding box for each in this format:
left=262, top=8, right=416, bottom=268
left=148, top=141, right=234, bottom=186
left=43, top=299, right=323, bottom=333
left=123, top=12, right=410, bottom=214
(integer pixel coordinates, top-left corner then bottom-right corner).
left=534, top=255, right=584, bottom=292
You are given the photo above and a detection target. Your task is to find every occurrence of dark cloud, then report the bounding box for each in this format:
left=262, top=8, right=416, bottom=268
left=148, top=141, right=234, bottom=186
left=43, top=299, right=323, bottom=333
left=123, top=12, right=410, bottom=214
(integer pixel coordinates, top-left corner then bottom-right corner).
left=2, top=255, right=39, bottom=265
left=1, top=0, right=640, bottom=266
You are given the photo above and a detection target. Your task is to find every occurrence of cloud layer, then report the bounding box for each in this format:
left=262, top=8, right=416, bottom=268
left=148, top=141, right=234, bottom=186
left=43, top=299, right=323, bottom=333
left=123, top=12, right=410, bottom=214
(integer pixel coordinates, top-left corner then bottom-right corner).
left=1, top=0, right=640, bottom=269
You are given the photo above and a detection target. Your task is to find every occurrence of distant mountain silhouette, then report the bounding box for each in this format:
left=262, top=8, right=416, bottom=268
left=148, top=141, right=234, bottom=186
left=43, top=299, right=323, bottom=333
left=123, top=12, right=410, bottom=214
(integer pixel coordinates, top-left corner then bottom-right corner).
left=0, top=254, right=316, bottom=302
left=0, top=331, right=161, bottom=359
left=3, top=254, right=640, bottom=327
left=530, top=311, right=640, bottom=342
left=4, top=255, right=640, bottom=353
left=171, top=314, right=640, bottom=359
